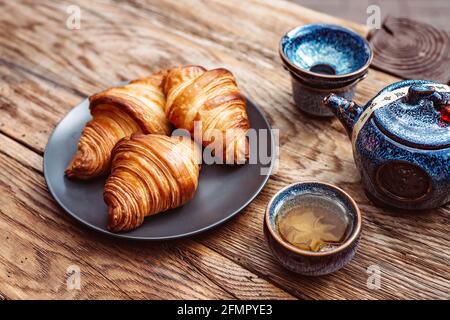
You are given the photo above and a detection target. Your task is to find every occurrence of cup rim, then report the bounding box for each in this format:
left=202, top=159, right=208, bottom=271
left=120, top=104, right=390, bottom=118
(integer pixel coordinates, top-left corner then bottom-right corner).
left=264, top=181, right=362, bottom=257
left=279, top=23, right=373, bottom=81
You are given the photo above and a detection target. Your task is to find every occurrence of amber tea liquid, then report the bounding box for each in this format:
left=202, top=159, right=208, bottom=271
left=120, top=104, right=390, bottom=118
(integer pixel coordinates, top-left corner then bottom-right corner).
left=276, top=195, right=352, bottom=252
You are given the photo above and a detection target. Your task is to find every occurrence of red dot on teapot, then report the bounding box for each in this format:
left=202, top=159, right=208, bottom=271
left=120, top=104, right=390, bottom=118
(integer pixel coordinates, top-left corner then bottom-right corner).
left=440, top=105, right=450, bottom=123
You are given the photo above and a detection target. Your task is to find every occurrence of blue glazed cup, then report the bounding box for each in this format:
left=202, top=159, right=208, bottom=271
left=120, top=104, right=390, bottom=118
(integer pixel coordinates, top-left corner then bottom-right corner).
left=264, top=182, right=362, bottom=276
left=279, top=24, right=373, bottom=117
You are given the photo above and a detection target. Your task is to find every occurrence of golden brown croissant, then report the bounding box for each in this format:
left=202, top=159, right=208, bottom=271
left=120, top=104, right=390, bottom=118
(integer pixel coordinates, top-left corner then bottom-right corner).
left=65, top=72, right=172, bottom=179
left=164, top=66, right=250, bottom=164
left=104, top=134, right=201, bottom=232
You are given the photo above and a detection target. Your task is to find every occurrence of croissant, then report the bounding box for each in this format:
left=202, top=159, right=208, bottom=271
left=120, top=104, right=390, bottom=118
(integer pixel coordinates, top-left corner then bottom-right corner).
left=104, top=134, right=201, bottom=232
left=164, top=66, right=250, bottom=164
left=65, top=72, right=171, bottom=180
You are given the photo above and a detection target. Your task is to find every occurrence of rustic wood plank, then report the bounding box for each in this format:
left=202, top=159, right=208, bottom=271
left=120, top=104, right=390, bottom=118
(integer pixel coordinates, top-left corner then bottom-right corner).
left=0, top=0, right=448, bottom=299
left=0, top=63, right=82, bottom=154
left=0, top=217, right=129, bottom=300
left=0, top=0, right=375, bottom=154
left=197, top=142, right=450, bottom=299
left=0, top=133, right=293, bottom=300
left=0, top=135, right=228, bottom=299
left=182, top=243, right=295, bottom=300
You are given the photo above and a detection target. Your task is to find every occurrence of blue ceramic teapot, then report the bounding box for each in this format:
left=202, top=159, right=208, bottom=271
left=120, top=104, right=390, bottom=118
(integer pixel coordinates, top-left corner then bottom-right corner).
left=324, top=80, right=450, bottom=210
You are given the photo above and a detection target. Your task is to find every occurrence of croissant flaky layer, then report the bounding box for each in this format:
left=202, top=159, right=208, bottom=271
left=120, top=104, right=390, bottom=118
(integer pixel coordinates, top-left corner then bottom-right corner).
left=164, top=66, right=250, bottom=164
left=65, top=72, right=171, bottom=180
left=104, top=134, right=201, bottom=232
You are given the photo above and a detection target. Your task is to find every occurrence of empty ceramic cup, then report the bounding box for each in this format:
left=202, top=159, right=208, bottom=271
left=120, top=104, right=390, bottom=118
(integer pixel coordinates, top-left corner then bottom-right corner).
left=279, top=24, right=373, bottom=117
left=264, top=182, right=362, bottom=276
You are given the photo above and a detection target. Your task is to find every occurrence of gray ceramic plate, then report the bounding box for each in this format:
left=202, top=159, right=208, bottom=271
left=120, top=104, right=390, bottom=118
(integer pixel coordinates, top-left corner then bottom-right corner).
left=44, top=96, right=274, bottom=240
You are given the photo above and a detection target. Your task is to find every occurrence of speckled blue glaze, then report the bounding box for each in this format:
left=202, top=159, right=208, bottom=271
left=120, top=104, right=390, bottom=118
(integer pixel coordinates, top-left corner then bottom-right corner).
left=281, top=24, right=372, bottom=77
left=324, top=80, right=450, bottom=210
left=291, top=74, right=357, bottom=117
left=264, top=182, right=361, bottom=276
left=279, top=24, right=372, bottom=117
left=373, top=81, right=450, bottom=149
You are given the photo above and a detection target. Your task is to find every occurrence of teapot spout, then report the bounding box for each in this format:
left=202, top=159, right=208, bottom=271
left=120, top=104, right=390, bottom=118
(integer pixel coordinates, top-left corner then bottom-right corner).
left=323, top=94, right=364, bottom=137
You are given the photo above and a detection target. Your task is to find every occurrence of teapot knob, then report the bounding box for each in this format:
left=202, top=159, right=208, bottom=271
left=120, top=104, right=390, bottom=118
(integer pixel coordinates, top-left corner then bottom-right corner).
left=406, top=85, right=450, bottom=111
left=405, top=85, right=436, bottom=104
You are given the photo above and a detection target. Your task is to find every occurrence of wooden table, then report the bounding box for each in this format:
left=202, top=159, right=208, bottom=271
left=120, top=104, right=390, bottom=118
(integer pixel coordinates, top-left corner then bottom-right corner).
left=0, top=0, right=448, bottom=300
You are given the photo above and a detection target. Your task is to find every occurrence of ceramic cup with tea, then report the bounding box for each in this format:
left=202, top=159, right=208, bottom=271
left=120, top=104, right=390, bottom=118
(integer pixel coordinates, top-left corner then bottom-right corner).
left=279, top=24, right=373, bottom=117
left=264, top=181, right=362, bottom=276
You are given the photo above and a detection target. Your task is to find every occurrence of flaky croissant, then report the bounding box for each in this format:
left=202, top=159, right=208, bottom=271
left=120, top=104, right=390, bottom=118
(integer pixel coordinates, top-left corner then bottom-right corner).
left=104, top=134, right=201, bottom=232
left=65, top=73, right=172, bottom=180
left=164, top=66, right=250, bottom=164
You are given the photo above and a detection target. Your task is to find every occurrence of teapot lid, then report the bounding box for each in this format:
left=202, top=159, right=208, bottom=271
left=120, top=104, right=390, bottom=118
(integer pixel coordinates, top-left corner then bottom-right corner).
left=370, top=80, right=450, bottom=150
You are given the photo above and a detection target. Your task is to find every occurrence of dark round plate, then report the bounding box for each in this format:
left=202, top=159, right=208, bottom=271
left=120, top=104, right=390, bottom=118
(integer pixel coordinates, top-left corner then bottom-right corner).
left=44, top=96, right=274, bottom=240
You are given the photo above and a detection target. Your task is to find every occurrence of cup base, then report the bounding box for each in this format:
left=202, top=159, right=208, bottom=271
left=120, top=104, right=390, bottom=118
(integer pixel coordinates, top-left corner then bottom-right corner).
left=291, top=77, right=357, bottom=117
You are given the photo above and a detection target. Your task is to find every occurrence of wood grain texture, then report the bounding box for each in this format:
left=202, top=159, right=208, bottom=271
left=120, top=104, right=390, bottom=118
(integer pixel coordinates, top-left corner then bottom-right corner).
left=0, top=0, right=448, bottom=299
left=0, top=134, right=293, bottom=300
left=368, top=16, right=450, bottom=83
